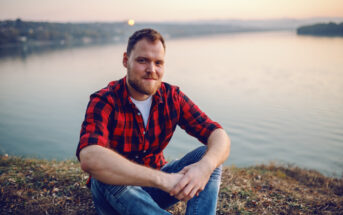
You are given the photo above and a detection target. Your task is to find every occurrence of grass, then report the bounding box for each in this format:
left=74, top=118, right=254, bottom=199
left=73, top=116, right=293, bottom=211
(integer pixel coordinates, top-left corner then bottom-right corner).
left=0, top=155, right=342, bottom=214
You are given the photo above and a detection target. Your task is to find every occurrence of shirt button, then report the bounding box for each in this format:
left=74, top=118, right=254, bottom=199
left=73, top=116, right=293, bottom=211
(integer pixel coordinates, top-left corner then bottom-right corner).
left=143, top=150, right=146, bottom=153
left=143, top=131, right=146, bottom=135
left=135, top=155, right=139, bottom=159
left=137, top=112, right=141, bottom=116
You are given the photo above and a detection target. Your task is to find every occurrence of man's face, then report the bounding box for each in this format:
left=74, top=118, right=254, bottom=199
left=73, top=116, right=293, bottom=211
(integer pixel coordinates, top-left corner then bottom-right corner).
left=123, top=39, right=165, bottom=100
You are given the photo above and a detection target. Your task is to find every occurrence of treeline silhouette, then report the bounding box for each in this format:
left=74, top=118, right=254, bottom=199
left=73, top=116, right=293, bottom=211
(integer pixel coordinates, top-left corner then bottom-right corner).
left=2, top=19, right=343, bottom=48
left=0, top=19, right=131, bottom=47
left=297, top=22, right=343, bottom=36
left=0, top=19, right=263, bottom=48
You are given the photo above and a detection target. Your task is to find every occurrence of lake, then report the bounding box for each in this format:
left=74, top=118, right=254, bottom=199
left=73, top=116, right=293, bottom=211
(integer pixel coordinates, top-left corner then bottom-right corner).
left=0, top=31, right=342, bottom=177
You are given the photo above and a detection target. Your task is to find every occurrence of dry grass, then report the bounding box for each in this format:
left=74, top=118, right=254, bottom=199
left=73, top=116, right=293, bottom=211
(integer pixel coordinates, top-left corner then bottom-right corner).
left=1, top=156, right=342, bottom=214
left=217, top=164, right=343, bottom=215
left=0, top=156, right=94, bottom=215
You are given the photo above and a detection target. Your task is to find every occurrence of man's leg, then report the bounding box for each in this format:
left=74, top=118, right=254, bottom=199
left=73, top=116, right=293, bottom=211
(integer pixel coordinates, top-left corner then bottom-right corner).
left=91, top=178, right=171, bottom=215
left=185, top=164, right=222, bottom=215
left=144, top=146, right=222, bottom=215
left=91, top=146, right=221, bottom=215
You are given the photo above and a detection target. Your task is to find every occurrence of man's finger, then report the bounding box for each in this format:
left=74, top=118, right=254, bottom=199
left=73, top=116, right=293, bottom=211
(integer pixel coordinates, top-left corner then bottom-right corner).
left=169, top=176, right=189, bottom=196
left=189, top=186, right=199, bottom=199
left=175, top=188, right=186, bottom=200
left=178, top=182, right=193, bottom=199
left=180, top=185, right=199, bottom=202
left=179, top=166, right=190, bottom=174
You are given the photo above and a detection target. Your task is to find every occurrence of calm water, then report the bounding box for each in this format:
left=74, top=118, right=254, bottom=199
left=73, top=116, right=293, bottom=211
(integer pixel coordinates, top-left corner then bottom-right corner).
left=0, top=31, right=342, bottom=176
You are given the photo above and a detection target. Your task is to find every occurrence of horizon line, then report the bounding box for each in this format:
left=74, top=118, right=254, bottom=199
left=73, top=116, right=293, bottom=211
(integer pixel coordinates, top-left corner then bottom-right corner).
left=1, top=16, right=343, bottom=24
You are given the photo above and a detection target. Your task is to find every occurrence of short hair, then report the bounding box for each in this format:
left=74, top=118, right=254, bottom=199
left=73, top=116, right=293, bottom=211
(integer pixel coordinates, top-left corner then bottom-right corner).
left=126, top=28, right=166, bottom=56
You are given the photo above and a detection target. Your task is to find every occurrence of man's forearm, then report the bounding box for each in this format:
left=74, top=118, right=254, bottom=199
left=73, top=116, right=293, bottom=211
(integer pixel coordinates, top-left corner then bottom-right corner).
left=79, top=145, right=181, bottom=191
left=200, top=128, right=231, bottom=171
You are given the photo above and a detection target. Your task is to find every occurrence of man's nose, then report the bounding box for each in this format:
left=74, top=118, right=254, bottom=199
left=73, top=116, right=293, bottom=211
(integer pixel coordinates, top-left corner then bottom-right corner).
left=146, top=62, right=156, bottom=73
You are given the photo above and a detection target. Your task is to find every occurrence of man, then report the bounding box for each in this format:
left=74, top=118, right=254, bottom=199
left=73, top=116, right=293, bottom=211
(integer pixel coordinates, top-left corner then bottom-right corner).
left=76, top=28, right=230, bottom=215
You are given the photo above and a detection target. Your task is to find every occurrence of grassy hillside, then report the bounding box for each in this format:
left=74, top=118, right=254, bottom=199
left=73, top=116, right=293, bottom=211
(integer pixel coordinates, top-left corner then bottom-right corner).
left=0, top=155, right=342, bottom=214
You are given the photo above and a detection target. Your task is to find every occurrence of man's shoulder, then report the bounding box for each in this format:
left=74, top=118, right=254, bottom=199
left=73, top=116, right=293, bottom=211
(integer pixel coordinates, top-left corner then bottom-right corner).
left=160, top=81, right=180, bottom=95
left=90, top=78, right=124, bottom=103
left=93, top=78, right=123, bottom=94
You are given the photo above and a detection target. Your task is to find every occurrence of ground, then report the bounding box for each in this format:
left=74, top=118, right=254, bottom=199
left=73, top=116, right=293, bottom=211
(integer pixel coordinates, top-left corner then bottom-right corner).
left=0, top=155, right=342, bottom=214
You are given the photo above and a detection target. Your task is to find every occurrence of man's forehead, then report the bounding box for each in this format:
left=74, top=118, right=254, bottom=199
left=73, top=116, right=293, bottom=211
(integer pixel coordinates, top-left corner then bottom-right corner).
left=131, top=39, right=164, bottom=52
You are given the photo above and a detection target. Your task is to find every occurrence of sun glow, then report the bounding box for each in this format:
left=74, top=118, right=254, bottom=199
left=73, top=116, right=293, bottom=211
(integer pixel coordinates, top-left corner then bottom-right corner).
left=128, top=19, right=135, bottom=26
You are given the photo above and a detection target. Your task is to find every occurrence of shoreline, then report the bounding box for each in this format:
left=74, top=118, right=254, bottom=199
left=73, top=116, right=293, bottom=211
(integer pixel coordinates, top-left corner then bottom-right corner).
left=1, top=156, right=342, bottom=214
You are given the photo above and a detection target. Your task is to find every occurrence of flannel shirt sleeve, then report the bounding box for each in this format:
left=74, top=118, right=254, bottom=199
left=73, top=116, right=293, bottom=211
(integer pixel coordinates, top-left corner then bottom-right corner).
left=177, top=89, right=222, bottom=144
left=76, top=92, right=113, bottom=160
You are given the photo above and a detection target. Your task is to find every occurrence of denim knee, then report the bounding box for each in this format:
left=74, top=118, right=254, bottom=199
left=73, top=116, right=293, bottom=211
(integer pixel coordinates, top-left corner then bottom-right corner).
left=194, top=145, right=207, bottom=160
left=183, top=145, right=208, bottom=164
left=210, top=165, right=222, bottom=181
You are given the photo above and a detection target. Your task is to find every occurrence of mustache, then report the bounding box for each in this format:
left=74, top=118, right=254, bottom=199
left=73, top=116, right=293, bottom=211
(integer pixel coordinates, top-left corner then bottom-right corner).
left=143, top=74, right=158, bottom=80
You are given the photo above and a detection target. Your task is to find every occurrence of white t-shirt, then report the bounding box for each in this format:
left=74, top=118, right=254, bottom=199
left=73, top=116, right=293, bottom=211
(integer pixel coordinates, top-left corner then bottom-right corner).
left=130, top=96, right=153, bottom=128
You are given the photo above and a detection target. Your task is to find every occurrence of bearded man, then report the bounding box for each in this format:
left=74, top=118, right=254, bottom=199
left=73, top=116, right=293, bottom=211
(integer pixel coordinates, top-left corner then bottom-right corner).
left=76, top=28, right=230, bottom=215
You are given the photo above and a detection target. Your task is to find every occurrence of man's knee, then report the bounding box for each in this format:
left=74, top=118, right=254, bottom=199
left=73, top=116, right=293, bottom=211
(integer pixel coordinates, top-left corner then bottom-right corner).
left=210, top=165, right=222, bottom=181
left=193, top=145, right=208, bottom=161
left=91, top=178, right=127, bottom=199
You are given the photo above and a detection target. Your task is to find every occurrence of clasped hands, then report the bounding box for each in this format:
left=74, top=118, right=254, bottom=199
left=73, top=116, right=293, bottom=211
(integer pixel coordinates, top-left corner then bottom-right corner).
left=166, top=161, right=214, bottom=202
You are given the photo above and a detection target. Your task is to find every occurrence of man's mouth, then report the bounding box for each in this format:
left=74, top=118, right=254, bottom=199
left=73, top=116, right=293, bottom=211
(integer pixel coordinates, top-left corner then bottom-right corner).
left=143, top=76, right=157, bottom=80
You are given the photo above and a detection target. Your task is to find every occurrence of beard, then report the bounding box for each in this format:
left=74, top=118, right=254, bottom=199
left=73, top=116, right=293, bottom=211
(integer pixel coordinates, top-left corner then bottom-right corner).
left=127, top=72, right=161, bottom=96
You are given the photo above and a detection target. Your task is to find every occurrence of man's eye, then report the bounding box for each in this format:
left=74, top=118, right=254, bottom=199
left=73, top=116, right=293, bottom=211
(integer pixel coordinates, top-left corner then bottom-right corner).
left=137, top=58, right=146, bottom=63
left=156, top=61, right=163, bottom=66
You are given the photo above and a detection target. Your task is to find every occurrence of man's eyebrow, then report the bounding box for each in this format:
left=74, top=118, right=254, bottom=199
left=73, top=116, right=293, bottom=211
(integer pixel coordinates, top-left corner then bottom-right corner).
left=135, top=56, right=164, bottom=62
left=135, top=56, right=148, bottom=61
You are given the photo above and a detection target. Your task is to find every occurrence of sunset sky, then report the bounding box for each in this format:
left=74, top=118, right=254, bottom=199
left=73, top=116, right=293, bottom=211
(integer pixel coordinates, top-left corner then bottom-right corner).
left=0, top=0, right=342, bottom=22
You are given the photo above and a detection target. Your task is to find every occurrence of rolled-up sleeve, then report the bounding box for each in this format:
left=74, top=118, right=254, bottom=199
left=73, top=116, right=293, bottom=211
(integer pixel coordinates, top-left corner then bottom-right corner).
left=76, top=93, right=113, bottom=160
left=177, top=90, right=222, bottom=144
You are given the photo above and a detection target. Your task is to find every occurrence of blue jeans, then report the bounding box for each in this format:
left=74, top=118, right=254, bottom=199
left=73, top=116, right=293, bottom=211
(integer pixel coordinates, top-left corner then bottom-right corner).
left=91, top=146, right=222, bottom=215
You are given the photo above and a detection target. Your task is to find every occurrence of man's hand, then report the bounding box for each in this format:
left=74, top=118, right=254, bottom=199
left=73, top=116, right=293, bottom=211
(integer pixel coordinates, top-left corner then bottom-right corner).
left=169, top=160, right=214, bottom=201
left=158, top=173, right=184, bottom=193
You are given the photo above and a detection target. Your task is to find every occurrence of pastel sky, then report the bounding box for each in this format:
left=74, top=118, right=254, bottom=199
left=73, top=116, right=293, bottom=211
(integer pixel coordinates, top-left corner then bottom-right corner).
left=0, top=0, right=342, bottom=22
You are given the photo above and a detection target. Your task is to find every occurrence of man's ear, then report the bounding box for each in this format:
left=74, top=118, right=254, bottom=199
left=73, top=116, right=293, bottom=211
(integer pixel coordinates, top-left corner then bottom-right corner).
left=123, top=52, right=128, bottom=68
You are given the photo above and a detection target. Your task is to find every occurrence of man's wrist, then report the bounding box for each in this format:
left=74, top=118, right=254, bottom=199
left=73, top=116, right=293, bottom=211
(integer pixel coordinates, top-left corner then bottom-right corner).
left=151, top=171, right=169, bottom=191
left=199, top=156, right=217, bottom=173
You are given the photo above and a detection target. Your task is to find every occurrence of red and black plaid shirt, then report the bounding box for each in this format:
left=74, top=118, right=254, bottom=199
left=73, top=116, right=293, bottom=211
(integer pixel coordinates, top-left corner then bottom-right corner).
left=76, top=76, right=222, bottom=169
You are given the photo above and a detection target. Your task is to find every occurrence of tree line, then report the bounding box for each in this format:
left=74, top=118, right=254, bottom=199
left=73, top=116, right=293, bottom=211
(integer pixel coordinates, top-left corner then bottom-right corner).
left=297, top=22, right=343, bottom=36
left=0, top=19, right=131, bottom=47
left=2, top=19, right=343, bottom=48
left=0, top=19, right=259, bottom=48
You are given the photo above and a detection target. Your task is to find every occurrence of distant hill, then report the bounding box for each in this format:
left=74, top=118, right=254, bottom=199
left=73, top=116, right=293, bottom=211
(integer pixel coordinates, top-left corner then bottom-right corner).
left=297, top=22, right=343, bottom=36
left=1, top=17, right=343, bottom=49
left=0, top=18, right=284, bottom=48
left=0, top=19, right=131, bottom=47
